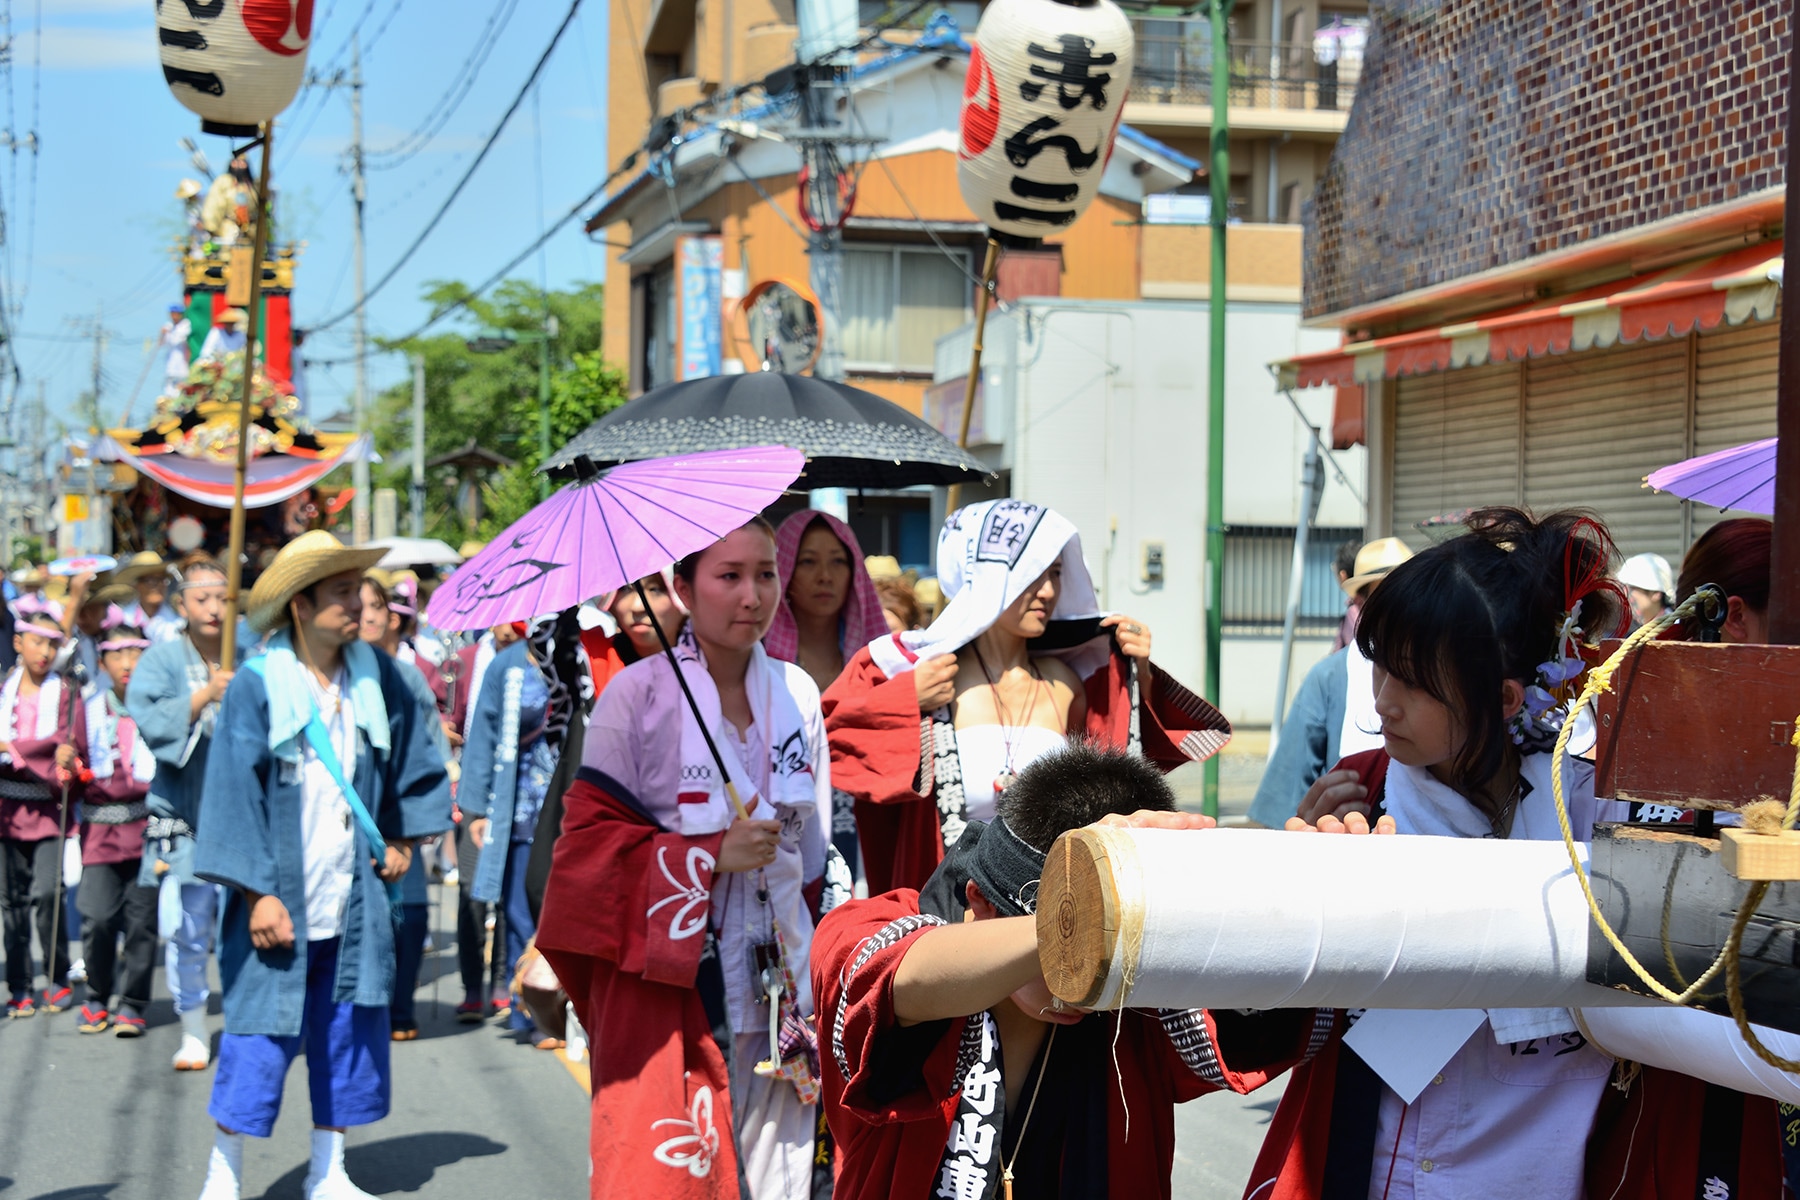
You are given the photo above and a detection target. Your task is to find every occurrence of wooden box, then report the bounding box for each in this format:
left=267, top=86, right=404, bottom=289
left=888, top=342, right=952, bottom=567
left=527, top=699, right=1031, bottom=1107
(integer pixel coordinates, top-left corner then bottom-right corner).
left=1592, top=641, right=1800, bottom=812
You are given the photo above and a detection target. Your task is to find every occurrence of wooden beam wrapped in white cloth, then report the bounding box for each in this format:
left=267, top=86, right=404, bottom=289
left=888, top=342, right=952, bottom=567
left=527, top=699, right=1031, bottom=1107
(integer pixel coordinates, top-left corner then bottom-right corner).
left=1575, top=1006, right=1800, bottom=1104
left=1037, top=826, right=1661, bottom=1012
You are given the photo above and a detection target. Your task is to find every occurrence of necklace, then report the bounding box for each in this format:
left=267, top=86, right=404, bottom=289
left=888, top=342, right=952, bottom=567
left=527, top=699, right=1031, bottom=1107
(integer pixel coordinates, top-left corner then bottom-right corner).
left=1000, top=1024, right=1057, bottom=1200
left=971, top=643, right=1047, bottom=794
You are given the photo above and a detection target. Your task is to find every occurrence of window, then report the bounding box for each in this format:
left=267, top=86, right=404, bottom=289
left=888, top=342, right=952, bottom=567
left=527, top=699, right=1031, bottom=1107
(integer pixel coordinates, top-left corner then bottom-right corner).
left=841, top=247, right=972, bottom=373
left=642, top=263, right=676, bottom=390
left=1222, top=525, right=1365, bottom=635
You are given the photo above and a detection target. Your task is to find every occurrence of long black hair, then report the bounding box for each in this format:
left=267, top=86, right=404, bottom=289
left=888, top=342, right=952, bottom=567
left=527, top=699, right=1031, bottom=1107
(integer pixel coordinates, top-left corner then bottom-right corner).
left=1354, top=508, right=1626, bottom=808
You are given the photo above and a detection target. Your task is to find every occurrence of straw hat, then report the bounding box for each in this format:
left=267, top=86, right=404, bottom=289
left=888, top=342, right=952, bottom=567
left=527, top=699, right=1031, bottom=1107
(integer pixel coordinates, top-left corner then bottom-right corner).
left=87, top=582, right=136, bottom=608
left=863, top=555, right=902, bottom=580
left=247, top=531, right=387, bottom=632
left=175, top=178, right=203, bottom=201
left=219, top=307, right=248, bottom=325
left=112, top=550, right=167, bottom=587
left=1342, top=536, right=1415, bottom=596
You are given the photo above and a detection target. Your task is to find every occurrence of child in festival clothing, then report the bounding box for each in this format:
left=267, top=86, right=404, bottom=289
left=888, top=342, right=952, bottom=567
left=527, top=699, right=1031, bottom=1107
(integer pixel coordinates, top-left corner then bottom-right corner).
left=193, top=532, right=452, bottom=1200
left=536, top=519, right=832, bottom=1199
left=0, top=606, right=84, bottom=1017
left=814, top=741, right=1305, bottom=1200
left=128, top=555, right=246, bottom=1070
left=1211, top=508, right=1788, bottom=1199
left=69, top=618, right=159, bottom=1034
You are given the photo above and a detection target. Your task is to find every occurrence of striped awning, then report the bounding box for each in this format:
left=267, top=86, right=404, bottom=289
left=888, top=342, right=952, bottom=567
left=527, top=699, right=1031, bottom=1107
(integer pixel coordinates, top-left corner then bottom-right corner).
left=1275, top=243, right=1783, bottom=390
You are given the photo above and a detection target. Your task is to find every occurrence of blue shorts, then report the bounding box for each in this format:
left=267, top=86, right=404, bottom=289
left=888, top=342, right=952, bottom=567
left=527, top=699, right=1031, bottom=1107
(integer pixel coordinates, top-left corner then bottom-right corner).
left=208, top=937, right=391, bottom=1137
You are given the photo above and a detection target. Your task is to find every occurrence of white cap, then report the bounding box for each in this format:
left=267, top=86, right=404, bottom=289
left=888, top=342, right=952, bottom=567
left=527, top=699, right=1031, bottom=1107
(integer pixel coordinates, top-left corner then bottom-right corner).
left=1617, top=552, right=1675, bottom=598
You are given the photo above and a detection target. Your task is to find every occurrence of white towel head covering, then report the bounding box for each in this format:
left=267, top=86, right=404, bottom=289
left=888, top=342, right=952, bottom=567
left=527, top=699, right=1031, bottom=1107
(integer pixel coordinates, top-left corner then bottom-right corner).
left=869, top=500, right=1104, bottom=678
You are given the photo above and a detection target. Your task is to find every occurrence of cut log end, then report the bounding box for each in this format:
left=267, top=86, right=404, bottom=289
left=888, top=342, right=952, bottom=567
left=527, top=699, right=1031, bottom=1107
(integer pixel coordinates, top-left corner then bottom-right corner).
left=1037, top=826, right=1122, bottom=1008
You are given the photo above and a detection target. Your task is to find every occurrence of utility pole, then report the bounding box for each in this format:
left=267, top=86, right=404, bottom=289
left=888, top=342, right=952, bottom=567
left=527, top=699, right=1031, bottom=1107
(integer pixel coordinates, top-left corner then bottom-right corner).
left=1202, top=0, right=1231, bottom=819
left=349, top=39, right=370, bottom=545
left=410, top=352, right=425, bottom=535
left=86, top=304, right=108, bottom=555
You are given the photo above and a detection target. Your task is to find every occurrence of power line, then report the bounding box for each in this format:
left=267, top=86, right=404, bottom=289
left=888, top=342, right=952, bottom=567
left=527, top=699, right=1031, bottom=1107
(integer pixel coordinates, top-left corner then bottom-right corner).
left=362, top=0, right=408, bottom=59
left=366, top=0, right=522, bottom=168
left=306, top=155, right=635, bottom=361
left=307, top=0, right=586, bottom=333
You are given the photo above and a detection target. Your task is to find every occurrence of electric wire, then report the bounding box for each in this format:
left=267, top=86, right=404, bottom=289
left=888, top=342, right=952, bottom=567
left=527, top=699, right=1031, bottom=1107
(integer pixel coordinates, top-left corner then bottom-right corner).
left=366, top=0, right=523, bottom=169
left=307, top=156, right=635, bottom=362
left=307, top=0, right=586, bottom=333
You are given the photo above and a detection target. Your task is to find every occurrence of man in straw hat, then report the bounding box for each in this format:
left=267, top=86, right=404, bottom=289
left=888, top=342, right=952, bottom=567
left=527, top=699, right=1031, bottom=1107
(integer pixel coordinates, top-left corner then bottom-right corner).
left=191, top=531, right=453, bottom=1200
left=1248, top=535, right=1414, bottom=829
left=115, top=551, right=184, bottom=644
left=199, top=307, right=247, bottom=365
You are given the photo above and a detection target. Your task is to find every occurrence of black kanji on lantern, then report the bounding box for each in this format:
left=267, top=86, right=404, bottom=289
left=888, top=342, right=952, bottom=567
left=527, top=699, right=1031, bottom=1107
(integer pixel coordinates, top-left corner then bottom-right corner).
left=1004, top=116, right=1101, bottom=171
left=1020, top=35, right=1117, bottom=110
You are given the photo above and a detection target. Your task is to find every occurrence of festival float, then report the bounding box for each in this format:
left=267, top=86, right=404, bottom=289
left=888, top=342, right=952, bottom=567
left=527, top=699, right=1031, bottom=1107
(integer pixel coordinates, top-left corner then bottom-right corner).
left=101, top=0, right=363, bottom=566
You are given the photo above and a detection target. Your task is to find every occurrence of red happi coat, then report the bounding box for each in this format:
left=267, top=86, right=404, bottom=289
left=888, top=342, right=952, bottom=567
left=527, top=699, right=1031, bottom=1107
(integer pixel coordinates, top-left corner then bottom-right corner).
left=1227, top=748, right=1791, bottom=1200
left=812, top=891, right=1322, bottom=1200
left=822, top=640, right=1227, bottom=895
left=536, top=773, right=740, bottom=1200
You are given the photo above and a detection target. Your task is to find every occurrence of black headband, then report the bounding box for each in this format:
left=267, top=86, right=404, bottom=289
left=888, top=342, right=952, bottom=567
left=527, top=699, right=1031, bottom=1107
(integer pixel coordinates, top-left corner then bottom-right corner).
left=918, top=816, right=1049, bottom=922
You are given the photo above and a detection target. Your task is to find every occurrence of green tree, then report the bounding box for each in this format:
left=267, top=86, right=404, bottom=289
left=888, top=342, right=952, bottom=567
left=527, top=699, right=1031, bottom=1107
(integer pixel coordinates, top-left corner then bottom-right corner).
left=370, top=279, right=627, bottom=544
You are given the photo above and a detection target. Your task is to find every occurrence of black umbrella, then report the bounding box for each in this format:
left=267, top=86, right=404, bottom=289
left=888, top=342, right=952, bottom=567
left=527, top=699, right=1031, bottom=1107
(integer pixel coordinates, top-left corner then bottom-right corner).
left=542, top=372, right=993, bottom=490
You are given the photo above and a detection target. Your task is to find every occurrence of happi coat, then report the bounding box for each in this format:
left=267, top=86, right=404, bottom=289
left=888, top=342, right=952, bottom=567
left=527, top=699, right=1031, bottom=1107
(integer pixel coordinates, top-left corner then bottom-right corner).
left=536, top=644, right=830, bottom=1200
left=823, top=500, right=1230, bottom=895
left=1216, top=749, right=1790, bottom=1200
left=813, top=888, right=1326, bottom=1200
left=126, top=634, right=249, bottom=886
left=0, top=669, right=82, bottom=843
left=193, top=639, right=452, bottom=1036
left=79, top=688, right=155, bottom=866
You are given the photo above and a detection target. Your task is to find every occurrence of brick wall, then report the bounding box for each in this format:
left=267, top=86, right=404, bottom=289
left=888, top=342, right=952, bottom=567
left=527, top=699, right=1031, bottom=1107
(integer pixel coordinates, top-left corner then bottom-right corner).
left=1305, top=0, right=1790, bottom=321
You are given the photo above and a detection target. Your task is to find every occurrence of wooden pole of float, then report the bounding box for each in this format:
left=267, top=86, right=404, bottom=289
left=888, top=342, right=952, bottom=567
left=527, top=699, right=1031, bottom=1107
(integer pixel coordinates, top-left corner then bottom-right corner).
left=220, top=121, right=274, bottom=667
left=944, top=236, right=1001, bottom=515
left=1769, top=0, right=1800, bottom=646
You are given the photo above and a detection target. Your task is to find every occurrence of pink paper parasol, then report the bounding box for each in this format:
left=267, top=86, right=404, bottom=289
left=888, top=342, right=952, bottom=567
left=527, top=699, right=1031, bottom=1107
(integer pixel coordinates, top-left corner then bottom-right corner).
left=1644, top=437, right=1777, bottom=516
left=427, top=445, right=805, bottom=632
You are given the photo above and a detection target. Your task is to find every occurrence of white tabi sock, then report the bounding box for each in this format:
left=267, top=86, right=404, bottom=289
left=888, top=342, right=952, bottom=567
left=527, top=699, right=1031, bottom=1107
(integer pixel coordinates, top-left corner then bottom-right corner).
left=180, top=1007, right=209, bottom=1040
left=198, top=1129, right=244, bottom=1200
left=305, top=1129, right=377, bottom=1200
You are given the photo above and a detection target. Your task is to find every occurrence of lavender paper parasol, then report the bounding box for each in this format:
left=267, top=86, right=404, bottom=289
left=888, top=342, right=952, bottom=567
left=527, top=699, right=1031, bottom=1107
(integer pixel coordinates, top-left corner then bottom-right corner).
left=1644, top=437, right=1777, bottom=516
left=426, top=445, right=805, bottom=631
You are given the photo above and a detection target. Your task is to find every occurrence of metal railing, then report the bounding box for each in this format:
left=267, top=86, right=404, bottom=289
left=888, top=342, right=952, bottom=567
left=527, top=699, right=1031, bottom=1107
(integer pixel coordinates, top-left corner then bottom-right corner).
left=1130, top=28, right=1362, bottom=112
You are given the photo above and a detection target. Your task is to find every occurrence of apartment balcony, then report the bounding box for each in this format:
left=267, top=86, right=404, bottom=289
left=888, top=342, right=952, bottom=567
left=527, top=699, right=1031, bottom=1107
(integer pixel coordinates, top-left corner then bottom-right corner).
left=1126, top=28, right=1359, bottom=138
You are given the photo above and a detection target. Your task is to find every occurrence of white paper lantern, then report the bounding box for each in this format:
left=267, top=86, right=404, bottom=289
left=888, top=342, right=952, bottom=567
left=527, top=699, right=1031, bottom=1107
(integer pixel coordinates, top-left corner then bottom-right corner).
left=957, top=0, right=1134, bottom=240
left=158, top=0, right=315, bottom=136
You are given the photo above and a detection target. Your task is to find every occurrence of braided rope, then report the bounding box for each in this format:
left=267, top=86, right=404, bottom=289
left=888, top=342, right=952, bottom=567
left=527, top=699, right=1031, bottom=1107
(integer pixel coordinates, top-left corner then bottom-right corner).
left=1547, top=595, right=1800, bottom=1073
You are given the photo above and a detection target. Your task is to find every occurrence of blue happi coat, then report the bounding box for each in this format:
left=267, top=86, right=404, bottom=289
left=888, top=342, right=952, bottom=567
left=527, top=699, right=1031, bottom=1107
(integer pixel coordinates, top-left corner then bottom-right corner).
left=460, top=639, right=551, bottom=904
left=194, top=638, right=452, bottom=1036
left=126, top=634, right=250, bottom=886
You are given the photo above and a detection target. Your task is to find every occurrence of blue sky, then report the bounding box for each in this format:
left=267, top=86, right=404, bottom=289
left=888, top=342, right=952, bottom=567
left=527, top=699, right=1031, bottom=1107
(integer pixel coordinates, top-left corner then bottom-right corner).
left=14, top=0, right=613, bottom=442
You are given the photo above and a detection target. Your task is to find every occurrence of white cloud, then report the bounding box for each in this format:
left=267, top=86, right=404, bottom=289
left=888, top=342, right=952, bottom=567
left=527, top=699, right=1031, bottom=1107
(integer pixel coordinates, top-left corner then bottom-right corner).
left=38, top=26, right=159, bottom=71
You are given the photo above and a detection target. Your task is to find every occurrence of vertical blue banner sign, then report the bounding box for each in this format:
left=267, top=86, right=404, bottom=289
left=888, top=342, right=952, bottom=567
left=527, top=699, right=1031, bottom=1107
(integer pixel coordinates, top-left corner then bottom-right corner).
left=679, top=236, right=724, bottom=380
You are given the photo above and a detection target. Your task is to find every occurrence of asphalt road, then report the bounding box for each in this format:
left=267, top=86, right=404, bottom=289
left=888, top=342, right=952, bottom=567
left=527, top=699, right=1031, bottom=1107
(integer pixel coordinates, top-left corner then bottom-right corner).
left=0, top=735, right=1281, bottom=1200
left=0, top=881, right=591, bottom=1200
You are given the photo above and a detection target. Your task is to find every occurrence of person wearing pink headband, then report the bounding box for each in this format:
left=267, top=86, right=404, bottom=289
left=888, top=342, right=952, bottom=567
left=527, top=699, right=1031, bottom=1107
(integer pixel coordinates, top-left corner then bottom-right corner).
left=1, top=610, right=84, bottom=1018
left=70, top=619, right=158, bottom=1035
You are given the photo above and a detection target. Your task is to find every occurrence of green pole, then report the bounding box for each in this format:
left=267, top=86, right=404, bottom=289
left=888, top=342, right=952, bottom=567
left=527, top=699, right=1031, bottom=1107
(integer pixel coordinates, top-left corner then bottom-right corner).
left=1202, top=0, right=1230, bottom=820
left=537, top=325, right=552, bottom=500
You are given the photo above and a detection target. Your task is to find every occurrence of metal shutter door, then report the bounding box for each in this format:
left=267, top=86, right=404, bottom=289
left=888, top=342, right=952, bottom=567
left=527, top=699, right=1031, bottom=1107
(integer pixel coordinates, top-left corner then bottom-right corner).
left=1690, top=319, right=1780, bottom=540
left=1391, top=362, right=1521, bottom=541
left=1523, top=340, right=1687, bottom=561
